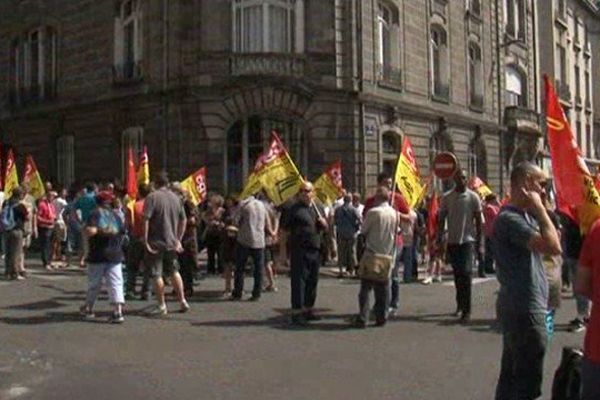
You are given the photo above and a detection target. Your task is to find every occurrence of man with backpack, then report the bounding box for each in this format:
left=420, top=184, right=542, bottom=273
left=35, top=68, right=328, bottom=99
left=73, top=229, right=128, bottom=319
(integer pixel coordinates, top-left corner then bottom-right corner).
left=2, top=187, right=28, bottom=280
left=334, top=193, right=361, bottom=277
left=575, top=217, right=600, bottom=399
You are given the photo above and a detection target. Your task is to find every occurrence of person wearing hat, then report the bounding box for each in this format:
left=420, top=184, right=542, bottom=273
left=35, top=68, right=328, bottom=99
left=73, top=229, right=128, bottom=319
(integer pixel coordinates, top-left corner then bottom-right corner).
left=79, top=190, right=127, bottom=323
left=37, top=190, right=57, bottom=270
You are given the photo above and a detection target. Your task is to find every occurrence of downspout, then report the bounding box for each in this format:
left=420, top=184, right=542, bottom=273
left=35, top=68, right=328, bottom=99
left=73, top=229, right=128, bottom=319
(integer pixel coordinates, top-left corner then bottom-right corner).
left=495, top=0, right=505, bottom=196
left=162, top=0, right=170, bottom=170
left=357, top=0, right=367, bottom=193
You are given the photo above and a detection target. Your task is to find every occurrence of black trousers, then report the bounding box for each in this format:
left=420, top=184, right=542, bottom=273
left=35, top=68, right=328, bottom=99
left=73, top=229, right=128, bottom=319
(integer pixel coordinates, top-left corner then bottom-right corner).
left=290, top=247, right=320, bottom=310
left=447, top=242, right=474, bottom=315
left=38, top=226, right=53, bottom=266
left=178, top=252, right=197, bottom=295
left=125, top=238, right=150, bottom=296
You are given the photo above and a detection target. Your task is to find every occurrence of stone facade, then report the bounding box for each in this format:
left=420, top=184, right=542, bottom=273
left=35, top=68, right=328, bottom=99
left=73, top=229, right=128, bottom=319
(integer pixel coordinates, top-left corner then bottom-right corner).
left=0, top=0, right=545, bottom=196
left=536, top=0, right=600, bottom=172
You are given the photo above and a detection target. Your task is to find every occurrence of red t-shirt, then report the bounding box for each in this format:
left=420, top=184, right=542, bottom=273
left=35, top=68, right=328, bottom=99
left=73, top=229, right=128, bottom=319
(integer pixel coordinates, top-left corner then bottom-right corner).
left=126, top=199, right=146, bottom=239
left=579, top=218, right=600, bottom=362
left=363, top=191, right=410, bottom=217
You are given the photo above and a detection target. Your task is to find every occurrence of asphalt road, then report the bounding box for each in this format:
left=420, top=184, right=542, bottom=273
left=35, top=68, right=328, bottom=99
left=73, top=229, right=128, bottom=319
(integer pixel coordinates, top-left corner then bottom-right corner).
left=0, top=261, right=585, bottom=400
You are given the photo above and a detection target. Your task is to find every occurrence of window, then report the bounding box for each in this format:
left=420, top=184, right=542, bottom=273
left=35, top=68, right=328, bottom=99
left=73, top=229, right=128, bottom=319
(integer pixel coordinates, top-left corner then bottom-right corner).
left=226, top=116, right=305, bottom=192
left=505, top=0, right=525, bottom=40
left=56, top=136, right=74, bottom=188
left=382, top=131, right=401, bottom=176
left=505, top=65, right=526, bottom=107
left=574, top=64, right=581, bottom=101
left=555, top=0, right=566, bottom=18
left=466, top=0, right=481, bottom=16
left=121, top=127, right=144, bottom=181
left=8, top=26, right=57, bottom=106
left=430, top=25, right=449, bottom=100
left=585, top=71, right=591, bottom=107
left=114, top=0, right=143, bottom=80
left=376, top=1, right=401, bottom=86
left=468, top=43, right=483, bottom=109
left=468, top=137, right=487, bottom=181
left=586, top=123, right=592, bottom=158
left=232, top=0, right=302, bottom=53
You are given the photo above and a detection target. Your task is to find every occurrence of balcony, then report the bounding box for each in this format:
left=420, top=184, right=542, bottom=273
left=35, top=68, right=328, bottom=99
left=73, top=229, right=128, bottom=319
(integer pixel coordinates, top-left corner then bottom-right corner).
left=504, top=106, right=542, bottom=135
left=575, top=95, right=583, bottom=108
left=376, top=63, right=402, bottom=90
left=432, top=81, right=450, bottom=103
left=229, top=53, right=306, bottom=78
left=469, top=93, right=484, bottom=111
left=112, top=62, right=143, bottom=84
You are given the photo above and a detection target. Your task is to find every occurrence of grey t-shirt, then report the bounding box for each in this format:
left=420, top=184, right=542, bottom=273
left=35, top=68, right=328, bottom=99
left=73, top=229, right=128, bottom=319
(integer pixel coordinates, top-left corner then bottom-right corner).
left=492, top=205, right=548, bottom=319
left=235, top=196, right=268, bottom=249
left=143, top=188, right=185, bottom=251
left=440, top=189, right=481, bottom=244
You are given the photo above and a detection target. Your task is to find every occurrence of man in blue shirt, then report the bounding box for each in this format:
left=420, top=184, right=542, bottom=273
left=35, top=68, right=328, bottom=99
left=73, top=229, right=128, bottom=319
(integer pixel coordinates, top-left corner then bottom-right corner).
left=493, top=162, right=561, bottom=400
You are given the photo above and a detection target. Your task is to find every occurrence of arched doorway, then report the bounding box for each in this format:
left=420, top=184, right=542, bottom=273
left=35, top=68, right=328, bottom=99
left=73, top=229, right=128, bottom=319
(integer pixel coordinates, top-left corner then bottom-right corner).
left=225, top=115, right=306, bottom=194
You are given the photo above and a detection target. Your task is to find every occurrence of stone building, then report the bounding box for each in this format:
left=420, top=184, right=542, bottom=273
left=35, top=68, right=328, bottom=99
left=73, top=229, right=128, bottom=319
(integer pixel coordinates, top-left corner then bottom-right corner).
left=0, top=0, right=543, bottom=195
left=537, top=0, right=600, bottom=173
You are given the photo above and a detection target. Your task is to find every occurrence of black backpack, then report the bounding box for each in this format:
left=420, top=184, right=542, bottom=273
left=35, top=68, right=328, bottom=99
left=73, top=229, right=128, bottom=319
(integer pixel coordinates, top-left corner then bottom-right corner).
left=551, top=347, right=583, bottom=400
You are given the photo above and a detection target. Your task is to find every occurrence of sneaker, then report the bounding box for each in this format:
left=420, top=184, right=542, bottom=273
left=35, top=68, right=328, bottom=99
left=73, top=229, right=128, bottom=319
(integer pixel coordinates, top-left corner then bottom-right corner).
left=421, top=276, right=433, bottom=285
left=79, top=305, right=95, bottom=320
left=179, top=301, right=190, bottom=313
left=374, top=318, right=387, bottom=327
left=459, top=312, right=471, bottom=324
left=248, top=295, right=261, bottom=302
left=569, top=318, right=586, bottom=333
left=15, top=275, right=25, bottom=281
left=109, top=312, right=125, bottom=324
left=349, top=316, right=367, bottom=329
left=435, top=275, right=443, bottom=283
left=150, top=303, right=168, bottom=316
left=388, top=307, right=398, bottom=317
left=264, top=285, right=278, bottom=293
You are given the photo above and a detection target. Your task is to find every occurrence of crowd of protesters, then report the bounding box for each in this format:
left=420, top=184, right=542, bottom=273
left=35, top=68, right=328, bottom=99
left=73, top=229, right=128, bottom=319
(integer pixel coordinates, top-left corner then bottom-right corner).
left=1, top=164, right=598, bottom=398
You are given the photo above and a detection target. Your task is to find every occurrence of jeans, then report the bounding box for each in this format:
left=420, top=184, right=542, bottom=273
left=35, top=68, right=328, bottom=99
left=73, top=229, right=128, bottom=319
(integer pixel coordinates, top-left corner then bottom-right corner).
left=390, top=246, right=401, bottom=309
left=124, top=238, right=149, bottom=296
left=495, top=313, right=547, bottom=400
left=290, top=247, right=320, bottom=310
left=447, top=243, right=474, bottom=315
left=565, top=257, right=590, bottom=316
left=582, top=358, right=600, bottom=400
left=38, top=226, right=53, bottom=267
left=85, top=262, right=125, bottom=306
left=401, top=245, right=415, bottom=283
left=358, top=279, right=388, bottom=323
left=337, top=236, right=357, bottom=272
left=480, top=236, right=495, bottom=274
left=232, top=244, right=264, bottom=299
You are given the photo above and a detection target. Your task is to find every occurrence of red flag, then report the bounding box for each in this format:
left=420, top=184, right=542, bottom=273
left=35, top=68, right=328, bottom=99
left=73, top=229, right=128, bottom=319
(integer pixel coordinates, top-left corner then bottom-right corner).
left=544, top=75, right=600, bottom=233
left=126, top=147, right=137, bottom=199
left=427, top=192, right=439, bottom=241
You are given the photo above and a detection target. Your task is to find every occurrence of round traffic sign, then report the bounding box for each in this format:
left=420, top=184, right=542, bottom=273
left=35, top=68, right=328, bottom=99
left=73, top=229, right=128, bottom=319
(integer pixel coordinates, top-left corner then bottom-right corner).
left=433, top=152, right=458, bottom=180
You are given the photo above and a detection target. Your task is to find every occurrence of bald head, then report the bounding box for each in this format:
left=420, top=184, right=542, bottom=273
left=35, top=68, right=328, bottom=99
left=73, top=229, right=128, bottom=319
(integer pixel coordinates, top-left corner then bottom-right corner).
left=511, top=161, right=544, bottom=187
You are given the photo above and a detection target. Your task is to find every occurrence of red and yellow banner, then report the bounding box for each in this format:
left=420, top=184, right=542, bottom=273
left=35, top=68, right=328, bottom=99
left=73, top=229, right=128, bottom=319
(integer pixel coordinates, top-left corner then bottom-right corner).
left=468, top=176, right=493, bottom=199
left=23, top=155, right=45, bottom=200
left=181, top=167, right=208, bottom=206
left=4, top=149, right=19, bottom=199
left=314, top=160, right=344, bottom=206
left=545, top=75, right=600, bottom=233
left=137, top=145, right=150, bottom=186
left=126, top=147, right=138, bottom=200
left=394, top=136, right=425, bottom=208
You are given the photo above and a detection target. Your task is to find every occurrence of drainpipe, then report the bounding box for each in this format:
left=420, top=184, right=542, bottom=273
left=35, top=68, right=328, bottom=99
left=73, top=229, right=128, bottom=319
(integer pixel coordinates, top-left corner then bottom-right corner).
left=162, top=0, right=169, bottom=170
left=356, top=0, right=367, bottom=193
left=495, top=0, right=505, bottom=196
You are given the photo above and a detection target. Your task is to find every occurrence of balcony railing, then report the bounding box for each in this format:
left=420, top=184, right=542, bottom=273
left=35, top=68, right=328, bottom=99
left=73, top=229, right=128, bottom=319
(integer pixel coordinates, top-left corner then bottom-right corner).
left=504, top=106, right=541, bottom=135
left=113, top=61, right=143, bottom=84
left=229, top=53, right=306, bottom=77
left=376, top=63, right=402, bottom=89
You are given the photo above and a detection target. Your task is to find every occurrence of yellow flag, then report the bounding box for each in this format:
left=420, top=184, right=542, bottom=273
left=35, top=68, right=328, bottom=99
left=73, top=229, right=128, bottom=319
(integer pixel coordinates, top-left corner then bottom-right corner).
left=314, top=160, right=344, bottom=206
left=468, top=176, right=493, bottom=199
left=181, top=167, right=207, bottom=206
left=137, top=145, right=150, bottom=185
left=240, top=132, right=303, bottom=205
left=4, top=149, right=19, bottom=199
left=394, top=137, right=424, bottom=208
left=23, top=155, right=46, bottom=200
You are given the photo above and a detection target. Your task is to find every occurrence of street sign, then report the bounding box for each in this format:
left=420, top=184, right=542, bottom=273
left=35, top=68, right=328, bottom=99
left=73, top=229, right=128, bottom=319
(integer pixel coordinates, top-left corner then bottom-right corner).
left=433, top=152, right=458, bottom=180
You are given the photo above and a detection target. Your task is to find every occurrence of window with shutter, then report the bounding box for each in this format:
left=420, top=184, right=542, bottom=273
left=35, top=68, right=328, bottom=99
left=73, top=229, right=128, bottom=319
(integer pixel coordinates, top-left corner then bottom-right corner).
left=121, top=127, right=144, bottom=181
left=114, top=0, right=143, bottom=82
left=56, top=136, right=74, bottom=187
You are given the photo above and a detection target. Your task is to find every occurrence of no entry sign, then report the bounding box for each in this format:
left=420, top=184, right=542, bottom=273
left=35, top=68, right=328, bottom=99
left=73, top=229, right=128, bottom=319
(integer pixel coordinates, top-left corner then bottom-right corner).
left=433, top=152, right=458, bottom=180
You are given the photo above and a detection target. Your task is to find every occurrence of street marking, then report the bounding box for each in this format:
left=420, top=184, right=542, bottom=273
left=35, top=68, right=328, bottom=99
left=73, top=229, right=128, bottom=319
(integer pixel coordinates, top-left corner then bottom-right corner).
left=3, top=386, right=31, bottom=399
